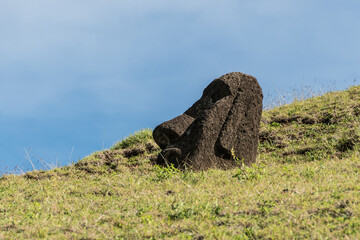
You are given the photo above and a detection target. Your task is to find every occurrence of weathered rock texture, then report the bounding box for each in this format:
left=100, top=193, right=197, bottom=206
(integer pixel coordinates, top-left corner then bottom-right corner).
left=153, top=72, right=263, bottom=170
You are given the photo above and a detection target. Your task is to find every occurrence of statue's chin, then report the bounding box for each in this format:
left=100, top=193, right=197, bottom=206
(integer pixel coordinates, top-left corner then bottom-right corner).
left=158, top=147, right=182, bottom=167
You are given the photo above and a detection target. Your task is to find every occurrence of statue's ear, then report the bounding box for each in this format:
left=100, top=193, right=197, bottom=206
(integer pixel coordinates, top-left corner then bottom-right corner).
left=215, top=90, right=256, bottom=159
left=215, top=92, right=242, bottom=159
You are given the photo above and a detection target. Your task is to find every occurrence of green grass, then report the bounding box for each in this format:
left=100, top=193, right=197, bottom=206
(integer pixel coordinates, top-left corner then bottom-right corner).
left=110, top=129, right=154, bottom=150
left=1, top=86, right=360, bottom=239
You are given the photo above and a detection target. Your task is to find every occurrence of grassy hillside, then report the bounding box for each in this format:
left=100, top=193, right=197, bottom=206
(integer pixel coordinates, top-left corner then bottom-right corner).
left=1, top=86, right=360, bottom=239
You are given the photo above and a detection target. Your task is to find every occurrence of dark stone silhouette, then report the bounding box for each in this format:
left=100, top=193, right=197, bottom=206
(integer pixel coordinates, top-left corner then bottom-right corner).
left=153, top=72, right=263, bottom=170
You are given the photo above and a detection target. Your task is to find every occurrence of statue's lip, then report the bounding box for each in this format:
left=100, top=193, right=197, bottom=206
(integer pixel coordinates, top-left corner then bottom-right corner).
left=163, top=147, right=182, bottom=156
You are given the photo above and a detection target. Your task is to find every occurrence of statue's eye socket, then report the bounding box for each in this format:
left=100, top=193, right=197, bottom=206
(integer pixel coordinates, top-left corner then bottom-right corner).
left=211, top=91, right=224, bottom=102
left=204, top=80, right=231, bottom=103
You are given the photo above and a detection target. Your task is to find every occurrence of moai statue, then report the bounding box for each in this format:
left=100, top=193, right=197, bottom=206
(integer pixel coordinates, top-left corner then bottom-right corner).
left=153, top=72, right=263, bottom=170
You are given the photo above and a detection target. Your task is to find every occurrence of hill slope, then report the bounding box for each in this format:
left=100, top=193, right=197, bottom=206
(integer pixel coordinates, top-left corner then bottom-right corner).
left=1, top=86, right=359, bottom=239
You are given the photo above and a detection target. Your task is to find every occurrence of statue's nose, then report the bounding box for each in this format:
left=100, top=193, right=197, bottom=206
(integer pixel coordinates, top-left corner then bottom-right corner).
left=156, top=132, right=170, bottom=149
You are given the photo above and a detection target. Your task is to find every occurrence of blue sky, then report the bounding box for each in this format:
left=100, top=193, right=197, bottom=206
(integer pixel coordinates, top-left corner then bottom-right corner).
left=1, top=0, right=359, bottom=173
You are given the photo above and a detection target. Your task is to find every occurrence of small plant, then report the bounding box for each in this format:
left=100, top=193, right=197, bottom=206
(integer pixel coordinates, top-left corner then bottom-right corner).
left=270, top=121, right=281, bottom=128
left=258, top=200, right=276, bottom=216
left=153, top=163, right=180, bottom=181
left=166, top=201, right=198, bottom=220
left=236, top=226, right=257, bottom=239
left=232, top=149, right=265, bottom=181
left=181, top=170, right=205, bottom=185
left=305, top=149, right=326, bottom=162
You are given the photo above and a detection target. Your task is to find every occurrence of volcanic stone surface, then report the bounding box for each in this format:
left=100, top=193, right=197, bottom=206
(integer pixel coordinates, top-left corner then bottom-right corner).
left=153, top=72, right=263, bottom=170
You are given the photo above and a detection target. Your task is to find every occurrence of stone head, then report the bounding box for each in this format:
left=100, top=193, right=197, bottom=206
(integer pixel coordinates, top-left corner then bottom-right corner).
left=153, top=72, right=263, bottom=170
